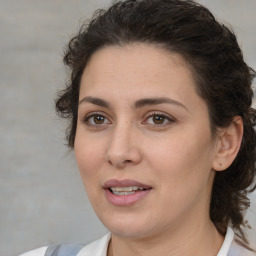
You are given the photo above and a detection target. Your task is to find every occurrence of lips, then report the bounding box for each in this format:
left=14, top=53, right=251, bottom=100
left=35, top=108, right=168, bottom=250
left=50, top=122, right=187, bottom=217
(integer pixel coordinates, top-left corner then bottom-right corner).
left=104, top=179, right=152, bottom=189
left=103, top=179, right=152, bottom=206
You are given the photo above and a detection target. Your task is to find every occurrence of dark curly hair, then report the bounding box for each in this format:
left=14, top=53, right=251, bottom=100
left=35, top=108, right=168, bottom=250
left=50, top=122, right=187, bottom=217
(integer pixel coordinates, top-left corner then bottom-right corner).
left=56, top=0, right=256, bottom=247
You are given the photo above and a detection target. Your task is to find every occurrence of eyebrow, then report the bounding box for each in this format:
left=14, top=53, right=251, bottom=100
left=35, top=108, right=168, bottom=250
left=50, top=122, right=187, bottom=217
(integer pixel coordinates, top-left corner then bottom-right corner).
left=79, top=96, right=110, bottom=108
left=134, top=97, right=188, bottom=110
left=79, top=96, right=188, bottom=111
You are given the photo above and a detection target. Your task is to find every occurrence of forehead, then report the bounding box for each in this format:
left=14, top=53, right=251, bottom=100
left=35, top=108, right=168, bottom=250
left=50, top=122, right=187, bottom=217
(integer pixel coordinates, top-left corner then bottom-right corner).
left=80, top=43, right=197, bottom=98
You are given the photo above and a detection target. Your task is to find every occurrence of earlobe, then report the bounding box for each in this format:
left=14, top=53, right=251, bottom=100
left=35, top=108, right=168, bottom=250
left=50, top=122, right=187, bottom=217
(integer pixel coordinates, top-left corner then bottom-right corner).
left=212, top=116, right=243, bottom=171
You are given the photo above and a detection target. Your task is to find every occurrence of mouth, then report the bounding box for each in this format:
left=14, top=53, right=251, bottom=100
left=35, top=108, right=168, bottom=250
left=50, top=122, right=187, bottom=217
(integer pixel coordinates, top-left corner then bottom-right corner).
left=109, top=186, right=148, bottom=195
left=103, top=179, right=152, bottom=206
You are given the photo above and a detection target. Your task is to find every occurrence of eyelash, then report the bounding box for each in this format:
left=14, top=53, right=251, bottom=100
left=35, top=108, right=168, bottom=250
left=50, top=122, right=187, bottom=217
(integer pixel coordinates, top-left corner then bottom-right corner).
left=82, top=111, right=175, bottom=128
left=143, top=112, right=175, bottom=127
left=83, top=112, right=111, bottom=127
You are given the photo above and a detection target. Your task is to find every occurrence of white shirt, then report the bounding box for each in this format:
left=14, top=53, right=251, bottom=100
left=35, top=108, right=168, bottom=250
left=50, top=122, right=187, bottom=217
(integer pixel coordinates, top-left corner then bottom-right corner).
left=19, top=227, right=254, bottom=256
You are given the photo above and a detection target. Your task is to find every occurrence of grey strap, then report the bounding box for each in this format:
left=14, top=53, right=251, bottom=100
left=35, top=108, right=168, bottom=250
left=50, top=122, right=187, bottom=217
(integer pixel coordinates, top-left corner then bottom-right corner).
left=44, top=244, right=84, bottom=256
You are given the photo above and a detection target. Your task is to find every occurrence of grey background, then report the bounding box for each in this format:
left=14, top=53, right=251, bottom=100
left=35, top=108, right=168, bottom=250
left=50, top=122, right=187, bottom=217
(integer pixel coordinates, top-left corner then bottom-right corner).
left=0, top=1, right=255, bottom=256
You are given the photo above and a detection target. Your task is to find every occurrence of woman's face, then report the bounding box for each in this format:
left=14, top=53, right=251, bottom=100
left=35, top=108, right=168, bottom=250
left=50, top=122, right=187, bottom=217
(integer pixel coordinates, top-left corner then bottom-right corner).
left=75, top=44, right=218, bottom=239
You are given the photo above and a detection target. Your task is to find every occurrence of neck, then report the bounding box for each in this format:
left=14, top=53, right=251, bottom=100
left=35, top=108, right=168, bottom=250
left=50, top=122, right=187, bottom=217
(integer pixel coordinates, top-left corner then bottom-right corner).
left=107, top=217, right=224, bottom=256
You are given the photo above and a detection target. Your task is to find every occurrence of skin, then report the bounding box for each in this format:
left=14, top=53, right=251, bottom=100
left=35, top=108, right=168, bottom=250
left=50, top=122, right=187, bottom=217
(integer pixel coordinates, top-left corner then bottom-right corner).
left=74, top=43, right=242, bottom=256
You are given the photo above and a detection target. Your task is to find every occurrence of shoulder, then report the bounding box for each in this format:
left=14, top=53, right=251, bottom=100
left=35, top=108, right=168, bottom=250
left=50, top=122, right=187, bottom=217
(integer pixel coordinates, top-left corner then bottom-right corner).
left=18, top=233, right=111, bottom=256
left=218, top=227, right=255, bottom=256
left=19, top=246, right=48, bottom=256
left=228, top=241, right=255, bottom=256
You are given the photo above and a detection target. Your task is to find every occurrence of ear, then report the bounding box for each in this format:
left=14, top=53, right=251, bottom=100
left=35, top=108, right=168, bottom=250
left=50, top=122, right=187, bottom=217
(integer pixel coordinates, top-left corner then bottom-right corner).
left=212, top=116, right=243, bottom=171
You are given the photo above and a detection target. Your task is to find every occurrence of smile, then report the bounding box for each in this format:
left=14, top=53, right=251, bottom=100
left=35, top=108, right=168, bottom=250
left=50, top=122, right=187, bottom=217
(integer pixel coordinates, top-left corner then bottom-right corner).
left=103, top=179, right=152, bottom=206
left=110, top=186, right=146, bottom=195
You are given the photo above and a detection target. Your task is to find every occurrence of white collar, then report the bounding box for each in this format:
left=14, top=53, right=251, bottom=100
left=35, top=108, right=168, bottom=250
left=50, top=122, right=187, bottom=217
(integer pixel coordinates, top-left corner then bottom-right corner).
left=77, top=233, right=111, bottom=256
left=78, top=227, right=241, bottom=256
left=217, top=227, right=234, bottom=256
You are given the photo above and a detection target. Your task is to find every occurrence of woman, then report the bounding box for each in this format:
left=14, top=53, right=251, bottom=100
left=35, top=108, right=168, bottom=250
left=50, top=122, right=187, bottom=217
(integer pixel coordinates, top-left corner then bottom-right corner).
left=21, top=0, right=256, bottom=255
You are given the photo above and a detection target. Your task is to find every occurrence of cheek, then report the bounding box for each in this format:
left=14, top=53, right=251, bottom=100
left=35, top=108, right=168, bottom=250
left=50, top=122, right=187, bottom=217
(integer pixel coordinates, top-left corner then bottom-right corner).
left=74, top=137, right=106, bottom=208
left=74, top=135, right=105, bottom=181
left=144, top=127, right=214, bottom=186
left=144, top=131, right=214, bottom=217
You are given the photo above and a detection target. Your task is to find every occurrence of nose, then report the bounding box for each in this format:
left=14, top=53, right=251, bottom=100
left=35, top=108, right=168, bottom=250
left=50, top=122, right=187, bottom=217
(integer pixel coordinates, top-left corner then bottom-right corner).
left=105, top=123, right=142, bottom=169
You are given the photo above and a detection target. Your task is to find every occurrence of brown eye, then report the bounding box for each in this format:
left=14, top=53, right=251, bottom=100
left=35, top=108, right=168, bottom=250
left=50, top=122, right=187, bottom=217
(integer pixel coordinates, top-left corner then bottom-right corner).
left=143, top=113, right=174, bottom=126
left=152, top=115, right=165, bottom=124
left=93, top=115, right=105, bottom=124
left=84, top=113, right=111, bottom=126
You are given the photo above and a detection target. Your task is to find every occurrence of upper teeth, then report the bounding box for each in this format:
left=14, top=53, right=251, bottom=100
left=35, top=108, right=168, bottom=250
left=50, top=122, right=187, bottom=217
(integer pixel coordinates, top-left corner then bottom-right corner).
left=110, top=186, right=144, bottom=192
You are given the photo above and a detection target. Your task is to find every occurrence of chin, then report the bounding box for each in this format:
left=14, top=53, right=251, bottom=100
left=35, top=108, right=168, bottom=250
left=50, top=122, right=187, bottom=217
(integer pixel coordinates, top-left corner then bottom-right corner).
left=109, top=224, right=153, bottom=239
left=97, top=210, right=160, bottom=239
